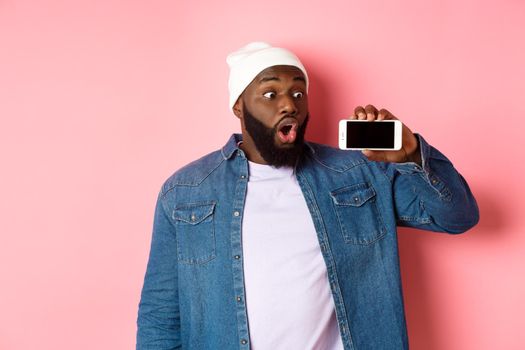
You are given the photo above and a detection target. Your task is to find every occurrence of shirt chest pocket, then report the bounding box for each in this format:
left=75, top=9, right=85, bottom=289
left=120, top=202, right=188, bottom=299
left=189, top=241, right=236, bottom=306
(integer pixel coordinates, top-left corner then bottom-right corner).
left=330, top=182, right=387, bottom=245
left=172, top=201, right=217, bottom=264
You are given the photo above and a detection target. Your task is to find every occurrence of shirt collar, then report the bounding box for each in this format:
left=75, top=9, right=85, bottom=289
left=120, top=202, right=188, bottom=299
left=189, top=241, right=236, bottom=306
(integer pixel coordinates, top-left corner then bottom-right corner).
left=221, top=133, right=243, bottom=160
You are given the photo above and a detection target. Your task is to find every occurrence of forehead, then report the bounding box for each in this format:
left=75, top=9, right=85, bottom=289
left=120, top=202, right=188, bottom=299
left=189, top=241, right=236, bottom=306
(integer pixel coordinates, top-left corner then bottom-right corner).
left=251, top=65, right=305, bottom=85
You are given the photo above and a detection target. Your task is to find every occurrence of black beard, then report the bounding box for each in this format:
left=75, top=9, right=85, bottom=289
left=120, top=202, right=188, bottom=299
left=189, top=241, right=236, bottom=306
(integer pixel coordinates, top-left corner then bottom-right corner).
left=243, top=104, right=309, bottom=168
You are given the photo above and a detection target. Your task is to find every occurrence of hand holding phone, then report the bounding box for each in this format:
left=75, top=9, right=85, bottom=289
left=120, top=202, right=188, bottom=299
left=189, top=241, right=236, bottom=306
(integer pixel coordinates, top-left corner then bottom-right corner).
left=339, top=119, right=403, bottom=151
left=339, top=104, right=421, bottom=165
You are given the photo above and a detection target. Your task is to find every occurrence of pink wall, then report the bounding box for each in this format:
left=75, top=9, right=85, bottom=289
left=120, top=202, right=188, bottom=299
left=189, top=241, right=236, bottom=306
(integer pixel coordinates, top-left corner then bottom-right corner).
left=1, top=0, right=524, bottom=349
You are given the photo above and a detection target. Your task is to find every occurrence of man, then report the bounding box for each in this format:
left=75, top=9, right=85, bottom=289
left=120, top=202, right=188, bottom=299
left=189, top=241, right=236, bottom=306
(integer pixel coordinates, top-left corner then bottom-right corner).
left=136, top=42, right=479, bottom=350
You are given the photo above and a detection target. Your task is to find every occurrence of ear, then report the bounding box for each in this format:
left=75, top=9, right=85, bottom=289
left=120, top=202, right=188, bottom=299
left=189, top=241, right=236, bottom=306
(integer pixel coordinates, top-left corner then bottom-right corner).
left=232, top=98, right=243, bottom=119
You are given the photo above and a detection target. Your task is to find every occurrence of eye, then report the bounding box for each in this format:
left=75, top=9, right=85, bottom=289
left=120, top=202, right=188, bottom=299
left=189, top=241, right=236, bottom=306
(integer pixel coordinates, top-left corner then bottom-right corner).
left=293, top=91, right=304, bottom=99
left=263, top=91, right=276, bottom=99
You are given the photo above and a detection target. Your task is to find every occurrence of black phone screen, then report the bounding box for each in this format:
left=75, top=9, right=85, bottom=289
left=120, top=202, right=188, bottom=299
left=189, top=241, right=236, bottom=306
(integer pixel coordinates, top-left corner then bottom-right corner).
left=345, top=121, right=395, bottom=148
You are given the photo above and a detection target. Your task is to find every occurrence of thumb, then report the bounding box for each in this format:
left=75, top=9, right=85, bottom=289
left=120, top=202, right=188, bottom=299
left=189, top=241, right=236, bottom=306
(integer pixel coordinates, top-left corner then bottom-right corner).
left=361, top=149, right=373, bottom=157
left=361, top=149, right=386, bottom=162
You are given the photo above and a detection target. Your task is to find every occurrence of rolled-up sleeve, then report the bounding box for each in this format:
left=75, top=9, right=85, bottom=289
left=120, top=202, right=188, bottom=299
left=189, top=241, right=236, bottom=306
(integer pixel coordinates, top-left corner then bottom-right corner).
left=378, top=133, right=479, bottom=233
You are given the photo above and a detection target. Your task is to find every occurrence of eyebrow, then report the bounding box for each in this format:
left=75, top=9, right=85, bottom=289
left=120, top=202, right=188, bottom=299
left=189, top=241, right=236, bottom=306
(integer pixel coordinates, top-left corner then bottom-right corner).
left=258, top=76, right=306, bottom=84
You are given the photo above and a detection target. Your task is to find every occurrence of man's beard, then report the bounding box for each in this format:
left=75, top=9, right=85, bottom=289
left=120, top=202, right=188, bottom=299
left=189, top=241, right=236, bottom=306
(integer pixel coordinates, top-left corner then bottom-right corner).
left=243, top=104, right=309, bottom=168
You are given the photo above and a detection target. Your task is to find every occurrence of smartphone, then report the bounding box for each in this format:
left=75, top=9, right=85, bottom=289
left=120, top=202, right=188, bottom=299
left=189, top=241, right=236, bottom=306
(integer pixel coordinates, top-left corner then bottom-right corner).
left=339, top=119, right=403, bottom=150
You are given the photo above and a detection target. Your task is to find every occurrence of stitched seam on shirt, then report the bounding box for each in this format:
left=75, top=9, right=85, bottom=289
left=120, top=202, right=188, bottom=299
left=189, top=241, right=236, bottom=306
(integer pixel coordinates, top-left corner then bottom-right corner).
left=309, top=150, right=366, bottom=173
left=296, top=172, right=356, bottom=349
left=163, top=158, right=226, bottom=194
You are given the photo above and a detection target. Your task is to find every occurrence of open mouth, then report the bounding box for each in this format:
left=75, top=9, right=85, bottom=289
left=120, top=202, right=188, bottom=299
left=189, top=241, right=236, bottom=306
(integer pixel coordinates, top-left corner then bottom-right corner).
left=281, top=124, right=293, bottom=135
left=276, top=117, right=299, bottom=144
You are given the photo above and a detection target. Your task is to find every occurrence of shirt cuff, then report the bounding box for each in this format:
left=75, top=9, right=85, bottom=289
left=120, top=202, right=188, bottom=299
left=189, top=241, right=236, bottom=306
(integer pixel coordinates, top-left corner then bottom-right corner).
left=393, top=133, right=452, bottom=199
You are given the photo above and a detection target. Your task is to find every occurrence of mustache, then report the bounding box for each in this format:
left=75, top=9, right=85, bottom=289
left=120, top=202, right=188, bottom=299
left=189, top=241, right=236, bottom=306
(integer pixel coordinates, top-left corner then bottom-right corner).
left=276, top=115, right=296, bottom=124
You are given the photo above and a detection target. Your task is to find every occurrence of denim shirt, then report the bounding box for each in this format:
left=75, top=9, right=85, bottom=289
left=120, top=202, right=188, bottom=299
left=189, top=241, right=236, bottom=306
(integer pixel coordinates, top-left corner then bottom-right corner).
left=136, top=133, right=479, bottom=350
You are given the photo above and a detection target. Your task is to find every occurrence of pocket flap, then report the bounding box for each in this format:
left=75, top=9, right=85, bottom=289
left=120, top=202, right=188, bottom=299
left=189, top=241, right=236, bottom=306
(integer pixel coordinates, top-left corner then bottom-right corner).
left=330, top=183, right=376, bottom=207
left=173, top=202, right=216, bottom=224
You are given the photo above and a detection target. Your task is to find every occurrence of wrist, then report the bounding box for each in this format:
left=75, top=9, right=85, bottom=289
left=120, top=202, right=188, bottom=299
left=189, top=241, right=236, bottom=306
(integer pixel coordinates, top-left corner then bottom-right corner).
left=404, top=138, right=421, bottom=165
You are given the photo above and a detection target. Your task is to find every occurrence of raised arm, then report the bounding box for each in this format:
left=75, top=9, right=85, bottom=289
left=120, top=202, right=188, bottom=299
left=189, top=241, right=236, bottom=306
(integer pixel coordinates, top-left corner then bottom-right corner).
left=353, top=104, right=479, bottom=233
left=378, top=133, right=479, bottom=233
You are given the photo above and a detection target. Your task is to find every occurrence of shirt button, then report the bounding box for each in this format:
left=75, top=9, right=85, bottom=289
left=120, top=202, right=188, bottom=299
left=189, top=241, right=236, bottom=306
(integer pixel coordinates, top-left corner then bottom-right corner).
left=234, top=211, right=240, bottom=217
left=240, top=339, right=247, bottom=345
left=191, top=214, right=196, bottom=221
left=240, top=175, right=246, bottom=179
left=236, top=296, right=242, bottom=302
left=234, top=255, right=240, bottom=259
left=431, top=178, right=438, bottom=184
left=353, top=197, right=359, bottom=203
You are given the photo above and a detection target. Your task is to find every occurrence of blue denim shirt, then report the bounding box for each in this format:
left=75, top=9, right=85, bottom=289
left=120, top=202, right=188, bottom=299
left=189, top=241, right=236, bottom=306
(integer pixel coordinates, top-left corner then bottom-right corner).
left=136, top=133, right=479, bottom=350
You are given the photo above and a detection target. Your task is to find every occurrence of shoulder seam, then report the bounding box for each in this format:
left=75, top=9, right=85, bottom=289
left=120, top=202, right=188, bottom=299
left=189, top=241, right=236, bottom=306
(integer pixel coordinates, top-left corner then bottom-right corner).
left=161, top=156, right=225, bottom=194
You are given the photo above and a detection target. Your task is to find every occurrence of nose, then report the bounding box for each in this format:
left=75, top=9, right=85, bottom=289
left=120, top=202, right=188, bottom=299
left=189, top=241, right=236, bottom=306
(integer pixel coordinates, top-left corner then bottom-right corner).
left=278, top=94, right=298, bottom=116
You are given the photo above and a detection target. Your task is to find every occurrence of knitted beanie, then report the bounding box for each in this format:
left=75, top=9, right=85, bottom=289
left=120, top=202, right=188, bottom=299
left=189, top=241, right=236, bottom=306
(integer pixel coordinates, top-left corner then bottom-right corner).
left=226, top=41, right=309, bottom=110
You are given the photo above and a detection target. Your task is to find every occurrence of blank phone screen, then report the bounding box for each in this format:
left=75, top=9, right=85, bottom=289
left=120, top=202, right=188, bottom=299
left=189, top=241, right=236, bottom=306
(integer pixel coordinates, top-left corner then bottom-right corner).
left=345, top=121, right=395, bottom=148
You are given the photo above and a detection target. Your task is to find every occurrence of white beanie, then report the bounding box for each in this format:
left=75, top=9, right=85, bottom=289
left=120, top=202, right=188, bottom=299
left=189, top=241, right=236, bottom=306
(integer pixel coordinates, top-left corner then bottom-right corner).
left=226, top=41, right=309, bottom=110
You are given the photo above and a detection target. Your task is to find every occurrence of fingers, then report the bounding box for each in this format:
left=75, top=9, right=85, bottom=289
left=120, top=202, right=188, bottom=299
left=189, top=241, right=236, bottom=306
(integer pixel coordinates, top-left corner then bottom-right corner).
left=351, top=106, right=365, bottom=120
left=353, top=105, right=376, bottom=120
left=377, top=108, right=388, bottom=121
left=364, top=104, right=377, bottom=121
left=350, top=105, right=398, bottom=121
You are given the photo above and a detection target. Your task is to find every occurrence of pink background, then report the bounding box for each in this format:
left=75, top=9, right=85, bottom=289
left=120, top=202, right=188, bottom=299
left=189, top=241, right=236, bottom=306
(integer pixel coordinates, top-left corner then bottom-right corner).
left=1, top=0, right=524, bottom=349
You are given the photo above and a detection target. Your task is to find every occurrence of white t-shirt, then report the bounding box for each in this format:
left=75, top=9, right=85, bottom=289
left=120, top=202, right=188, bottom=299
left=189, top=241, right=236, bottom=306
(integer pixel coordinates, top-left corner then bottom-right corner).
left=242, top=160, right=345, bottom=350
